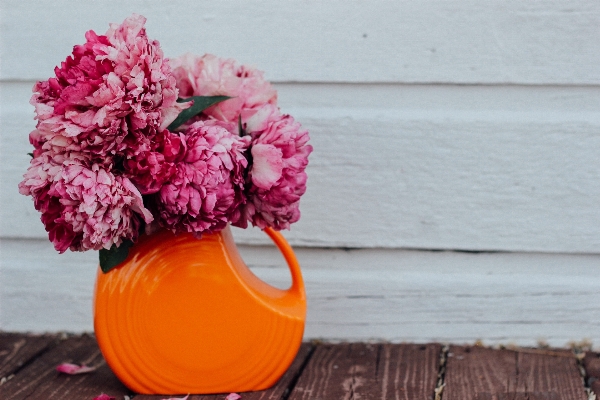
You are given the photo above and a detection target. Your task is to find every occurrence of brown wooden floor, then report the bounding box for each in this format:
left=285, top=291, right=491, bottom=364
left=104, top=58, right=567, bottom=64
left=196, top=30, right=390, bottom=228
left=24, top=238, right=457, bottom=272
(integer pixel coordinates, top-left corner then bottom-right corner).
left=1, top=333, right=598, bottom=400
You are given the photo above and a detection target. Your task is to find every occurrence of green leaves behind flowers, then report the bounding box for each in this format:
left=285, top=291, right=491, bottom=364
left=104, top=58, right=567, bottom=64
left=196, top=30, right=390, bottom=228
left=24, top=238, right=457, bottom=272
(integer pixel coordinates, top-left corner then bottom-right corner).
left=99, top=240, right=134, bottom=273
left=167, top=96, right=231, bottom=131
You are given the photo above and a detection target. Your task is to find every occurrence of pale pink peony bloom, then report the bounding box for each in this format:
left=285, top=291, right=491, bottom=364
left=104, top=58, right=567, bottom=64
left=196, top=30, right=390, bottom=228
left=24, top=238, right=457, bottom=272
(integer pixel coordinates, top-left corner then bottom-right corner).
left=170, top=53, right=277, bottom=129
left=56, top=363, right=96, bottom=374
left=235, top=105, right=312, bottom=230
left=19, top=152, right=72, bottom=198
left=31, top=14, right=187, bottom=158
left=155, top=121, right=249, bottom=236
left=19, top=155, right=153, bottom=253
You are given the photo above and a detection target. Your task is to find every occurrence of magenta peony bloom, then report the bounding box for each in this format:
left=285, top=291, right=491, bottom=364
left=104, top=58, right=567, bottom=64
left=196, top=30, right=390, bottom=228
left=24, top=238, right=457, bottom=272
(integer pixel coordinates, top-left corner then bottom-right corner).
left=31, top=14, right=187, bottom=158
left=19, top=154, right=153, bottom=253
left=170, top=53, right=277, bottom=129
left=122, top=150, right=175, bottom=195
left=122, top=130, right=186, bottom=195
left=154, top=121, right=249, bottom=236
left=235, top=105, right=313, bottom=230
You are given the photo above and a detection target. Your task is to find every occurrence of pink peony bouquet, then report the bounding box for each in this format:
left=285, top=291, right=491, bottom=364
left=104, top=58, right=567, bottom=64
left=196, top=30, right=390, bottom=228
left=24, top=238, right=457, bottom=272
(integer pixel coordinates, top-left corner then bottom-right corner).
left=19, top=14, right=312, bottom=271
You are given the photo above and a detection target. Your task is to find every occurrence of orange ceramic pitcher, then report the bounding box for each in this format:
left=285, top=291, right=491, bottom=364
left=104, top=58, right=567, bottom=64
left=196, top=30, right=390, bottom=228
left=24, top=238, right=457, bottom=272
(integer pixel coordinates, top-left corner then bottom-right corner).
left=93, top=226, right=306, bottom=395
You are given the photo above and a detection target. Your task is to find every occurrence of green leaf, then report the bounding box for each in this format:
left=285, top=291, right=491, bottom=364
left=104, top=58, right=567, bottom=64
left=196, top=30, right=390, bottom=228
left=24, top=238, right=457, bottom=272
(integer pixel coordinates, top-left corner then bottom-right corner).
left=238, top=114, right=246, bottom=136
left=99, top=240, right=134, bottom=273
left=167, top=96, right=231, bottom=131
left=27, top=153, right=34, bottom=158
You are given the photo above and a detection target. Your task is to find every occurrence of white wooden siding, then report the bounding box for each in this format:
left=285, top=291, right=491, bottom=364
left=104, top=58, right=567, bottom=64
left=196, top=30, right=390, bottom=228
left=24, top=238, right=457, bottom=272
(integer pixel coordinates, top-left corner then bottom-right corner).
left=2, top=1, right=599, bottom=84
left=4, top=82, right=599, bottom=252
left=1, top=1, right=599, bottom=342
left=2, top=237, right=599, bottom=348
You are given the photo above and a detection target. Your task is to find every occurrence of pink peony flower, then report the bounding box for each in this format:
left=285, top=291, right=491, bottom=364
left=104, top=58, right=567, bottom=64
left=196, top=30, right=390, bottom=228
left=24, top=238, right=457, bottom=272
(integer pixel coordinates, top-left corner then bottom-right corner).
left=19, top=152, right=69, bottom=198
left=154, top=121, right=249, bottom=236
left=21, top=15, right=312, bottom=255
left=19, top=155, right=153, bottom=253
left=170, top=53, right=277, bottom=129
left=31, top=14, right=187, bottom=158
left=122, top=130, right=185, bottom=195
left=234, top=105, right=312, bottom=230
left=123, top=150, right=175, bottom=195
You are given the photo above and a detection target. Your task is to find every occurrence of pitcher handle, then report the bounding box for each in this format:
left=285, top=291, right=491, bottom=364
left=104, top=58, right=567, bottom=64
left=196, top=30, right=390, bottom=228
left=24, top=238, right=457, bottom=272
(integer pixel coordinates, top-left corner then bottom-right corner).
left=263, top=227, right=305, bottom=297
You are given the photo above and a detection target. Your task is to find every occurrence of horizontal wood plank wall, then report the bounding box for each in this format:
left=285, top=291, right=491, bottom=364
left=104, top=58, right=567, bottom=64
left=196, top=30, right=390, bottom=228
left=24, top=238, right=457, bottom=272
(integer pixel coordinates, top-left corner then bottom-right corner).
left=1, top=2, right=599, bottom=340
left=2, top=1, right=599, bottom=84
left=3, top=84, right=600, bottom=251
left=2, top=238, right=599, bottom=348
left=1, top=1, right=599, bottom=252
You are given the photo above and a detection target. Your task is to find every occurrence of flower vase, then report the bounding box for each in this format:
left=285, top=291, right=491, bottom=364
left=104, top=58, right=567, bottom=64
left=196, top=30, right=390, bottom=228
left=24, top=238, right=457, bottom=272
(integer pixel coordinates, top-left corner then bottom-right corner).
left=93, top=226, right=306, bottom=395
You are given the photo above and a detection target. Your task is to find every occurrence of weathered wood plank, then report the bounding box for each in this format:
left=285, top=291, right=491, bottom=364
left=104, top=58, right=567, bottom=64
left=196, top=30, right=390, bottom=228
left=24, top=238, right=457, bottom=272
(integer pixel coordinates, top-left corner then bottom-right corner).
left=0, top=334, right=130, bottom=400
left=2, top=1, right=599, bottom=84
left=515, top=351, right=586, bottom=399
left=475, top=393, right=560, bottom=400
left=584, top=351, right=600, bottom=397
left=238, top=342, right=314, bottom=400
left=288, top=343, right=381, bottom=400
left=287, top=343, right=440, bottom=399
left=0, top=332, right=57, bottom=380
left=444, top=346, right=518, bottom=399
left=445, top=346, right=587, bottom=400
left=0, top=335, right=594, bottom=400
left=133, top=342, right=314, bottom=400
left=378, top=344, right=441, bottom=400
left=4, top=237, right=600, bottom=348
left=5, top=81, right=600, bottom=254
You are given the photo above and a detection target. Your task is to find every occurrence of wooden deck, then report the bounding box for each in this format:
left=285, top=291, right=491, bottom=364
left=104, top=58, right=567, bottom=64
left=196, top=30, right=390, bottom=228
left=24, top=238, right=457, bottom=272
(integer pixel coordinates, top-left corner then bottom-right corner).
left=1, top=333, right=598, bottom=399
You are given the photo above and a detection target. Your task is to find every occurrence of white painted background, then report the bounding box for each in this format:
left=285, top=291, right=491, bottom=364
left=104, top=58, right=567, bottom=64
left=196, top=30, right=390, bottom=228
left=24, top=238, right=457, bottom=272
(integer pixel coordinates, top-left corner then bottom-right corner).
left=1, top=1, right=599, bottom=347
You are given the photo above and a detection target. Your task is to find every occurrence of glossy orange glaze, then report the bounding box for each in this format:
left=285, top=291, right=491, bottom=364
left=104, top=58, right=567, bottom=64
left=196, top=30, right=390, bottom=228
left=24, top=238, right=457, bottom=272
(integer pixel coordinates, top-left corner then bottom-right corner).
left=93, top=226, right=306, bottom=395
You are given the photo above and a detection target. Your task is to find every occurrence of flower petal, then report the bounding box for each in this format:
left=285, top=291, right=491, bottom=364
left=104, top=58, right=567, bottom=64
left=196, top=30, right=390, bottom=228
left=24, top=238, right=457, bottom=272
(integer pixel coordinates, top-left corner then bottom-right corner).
left=56, top=363, right=96, bottom=374
left=250, top=143, right=283, bottom=190
left=93, top=394, right=115, bottom=400
left=225, top=394, right=242, bottom=400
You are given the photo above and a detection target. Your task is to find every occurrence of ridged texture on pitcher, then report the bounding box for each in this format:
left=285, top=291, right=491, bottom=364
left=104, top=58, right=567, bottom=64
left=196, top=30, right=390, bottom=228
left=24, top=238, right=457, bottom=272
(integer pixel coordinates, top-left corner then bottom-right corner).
left=94, top=226, right=306, bottom=394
